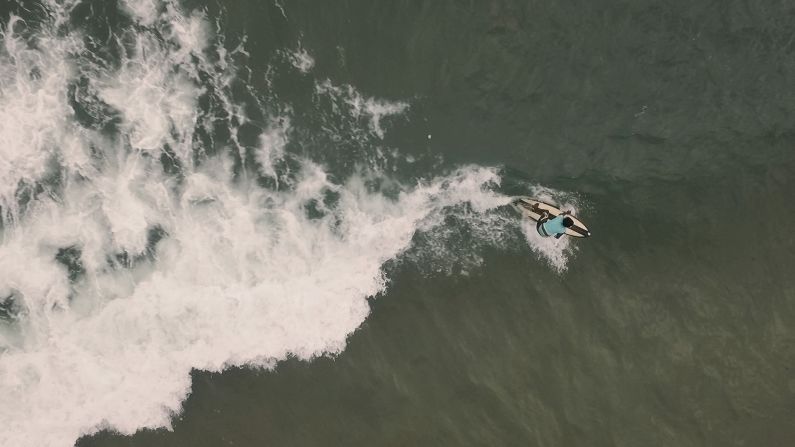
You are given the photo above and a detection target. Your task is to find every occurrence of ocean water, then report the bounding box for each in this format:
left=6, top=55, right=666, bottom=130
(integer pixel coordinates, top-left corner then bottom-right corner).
left=0, top=1, right=793, bottom=446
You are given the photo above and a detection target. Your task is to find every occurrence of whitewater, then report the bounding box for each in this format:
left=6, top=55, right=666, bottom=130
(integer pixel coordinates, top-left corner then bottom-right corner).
left=0, top=1, right=578, bottom=446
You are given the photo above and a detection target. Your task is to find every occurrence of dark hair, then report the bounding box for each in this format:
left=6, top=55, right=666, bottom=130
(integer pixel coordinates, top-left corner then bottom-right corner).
left=562, top=217, right=574, bottom=228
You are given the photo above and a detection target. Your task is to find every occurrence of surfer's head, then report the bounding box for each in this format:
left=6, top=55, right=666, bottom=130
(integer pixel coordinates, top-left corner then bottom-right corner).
left=562, top=217, right=574, bottom=228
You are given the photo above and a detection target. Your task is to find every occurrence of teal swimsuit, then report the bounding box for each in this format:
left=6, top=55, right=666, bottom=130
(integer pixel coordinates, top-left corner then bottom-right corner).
left=538, top=215, right=567, bottom=237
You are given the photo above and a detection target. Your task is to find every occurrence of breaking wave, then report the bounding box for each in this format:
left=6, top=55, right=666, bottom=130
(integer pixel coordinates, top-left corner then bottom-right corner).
left=0, top=1, right=577, bottom=446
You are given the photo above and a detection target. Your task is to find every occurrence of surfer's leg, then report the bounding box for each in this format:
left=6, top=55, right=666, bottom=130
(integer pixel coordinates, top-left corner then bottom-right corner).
left=536, top=220, right=549, bottom=237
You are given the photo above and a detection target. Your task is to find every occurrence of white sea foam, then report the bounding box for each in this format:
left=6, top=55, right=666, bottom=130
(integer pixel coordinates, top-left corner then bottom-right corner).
left=0, top=15, right=84, bottom=217
left=96, top=4, right=209, bottom=162
left=287, top=47, right=315, bottom=73
left=256, top=116, right=290, bottom=181
left=121, top=0, right=161, bottom=26
left=0, top=162, right=509, bottom=447
left=315, top=80, right=409, bottom=138
left=0, top=2, right=515, bottom=447
left=273, top=0, right=287, bottom=19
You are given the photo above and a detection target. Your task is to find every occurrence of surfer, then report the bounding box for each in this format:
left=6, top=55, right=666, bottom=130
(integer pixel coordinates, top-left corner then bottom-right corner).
left=511, top=197, right=590, bottom=238
left=536, top=210, right=574, bottom=239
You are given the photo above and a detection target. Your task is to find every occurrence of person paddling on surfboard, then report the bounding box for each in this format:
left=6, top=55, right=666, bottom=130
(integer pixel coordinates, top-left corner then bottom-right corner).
left=511, top=197, right=591, bottom=238
left=536, top=210, right=574, bottom=239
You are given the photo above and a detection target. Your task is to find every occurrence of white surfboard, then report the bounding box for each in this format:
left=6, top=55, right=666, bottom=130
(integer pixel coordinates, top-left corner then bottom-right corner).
left=512, top=197, right=591, bottom=238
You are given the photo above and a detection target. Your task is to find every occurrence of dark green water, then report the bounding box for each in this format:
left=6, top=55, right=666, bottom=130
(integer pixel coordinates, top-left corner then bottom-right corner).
left=4, top=0, right=794, bottom=445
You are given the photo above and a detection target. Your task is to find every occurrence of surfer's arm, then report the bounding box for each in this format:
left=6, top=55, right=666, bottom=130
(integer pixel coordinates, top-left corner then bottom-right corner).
left=555, top=233, right=564, bottom=240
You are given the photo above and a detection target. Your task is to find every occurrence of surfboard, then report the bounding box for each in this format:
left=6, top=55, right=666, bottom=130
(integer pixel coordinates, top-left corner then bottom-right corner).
left=511, top=197, right=591, bottom=238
